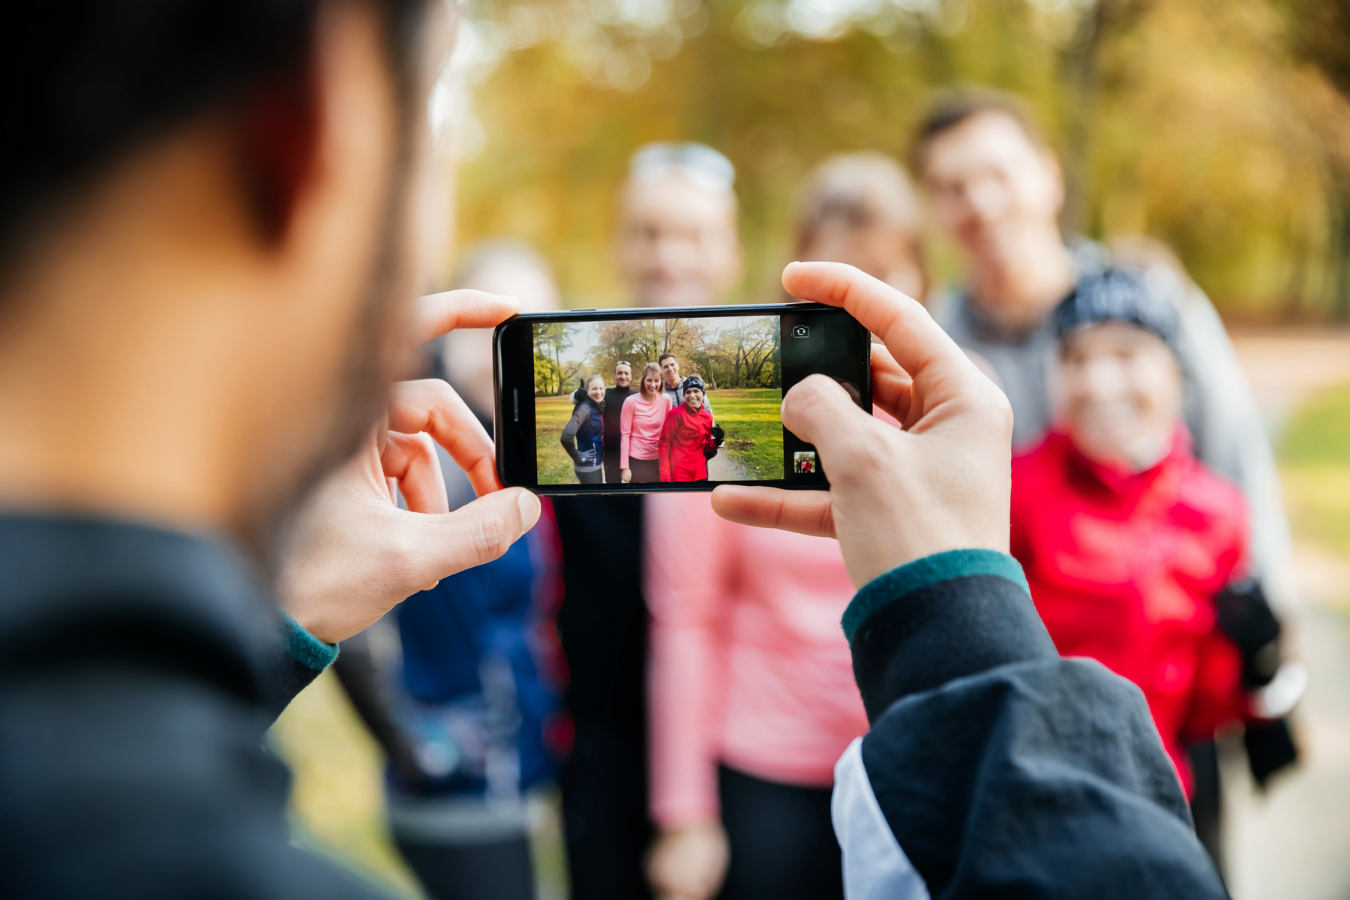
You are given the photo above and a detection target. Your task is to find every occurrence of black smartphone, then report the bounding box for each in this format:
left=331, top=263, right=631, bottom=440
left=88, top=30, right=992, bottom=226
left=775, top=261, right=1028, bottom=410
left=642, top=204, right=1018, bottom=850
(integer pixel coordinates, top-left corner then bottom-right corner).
left=493, top=302, right=870, bottom=495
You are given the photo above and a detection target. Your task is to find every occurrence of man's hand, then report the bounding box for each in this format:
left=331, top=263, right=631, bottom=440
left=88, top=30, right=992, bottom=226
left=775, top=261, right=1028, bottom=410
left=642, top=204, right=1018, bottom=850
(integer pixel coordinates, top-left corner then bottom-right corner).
left=275, top=290, right=541, bottom=644
left=646, top=821, right=730, bottom=900
left=711, top=262, right=1012, bottom=588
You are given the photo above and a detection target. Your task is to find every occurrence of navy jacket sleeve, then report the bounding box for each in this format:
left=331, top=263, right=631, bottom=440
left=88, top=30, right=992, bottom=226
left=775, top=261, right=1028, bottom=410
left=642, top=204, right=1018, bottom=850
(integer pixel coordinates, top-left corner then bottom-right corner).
left=833, top=549, right=1228, bottom=900
left=260, top=610, right=339, bottom=724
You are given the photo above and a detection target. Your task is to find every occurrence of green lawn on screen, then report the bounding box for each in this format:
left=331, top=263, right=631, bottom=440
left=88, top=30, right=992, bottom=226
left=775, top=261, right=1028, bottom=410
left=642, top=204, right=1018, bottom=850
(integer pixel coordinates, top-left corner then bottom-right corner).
left=534, top=388, right=783, bottom=485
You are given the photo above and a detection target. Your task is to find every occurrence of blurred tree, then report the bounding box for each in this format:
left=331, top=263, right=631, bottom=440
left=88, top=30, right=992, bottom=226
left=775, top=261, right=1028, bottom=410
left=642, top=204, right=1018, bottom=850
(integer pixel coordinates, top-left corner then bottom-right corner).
left=451, top=0, right=1350, bottom=320
left=1281, top=0, right=1350, bottom=319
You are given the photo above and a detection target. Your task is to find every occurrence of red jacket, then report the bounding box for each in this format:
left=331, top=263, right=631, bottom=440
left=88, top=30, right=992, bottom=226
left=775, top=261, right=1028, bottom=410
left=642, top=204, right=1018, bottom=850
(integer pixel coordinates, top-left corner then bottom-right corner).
left=659, top=405, right=713, bottom=482
left=1010, top=429, right=1247, bottom=795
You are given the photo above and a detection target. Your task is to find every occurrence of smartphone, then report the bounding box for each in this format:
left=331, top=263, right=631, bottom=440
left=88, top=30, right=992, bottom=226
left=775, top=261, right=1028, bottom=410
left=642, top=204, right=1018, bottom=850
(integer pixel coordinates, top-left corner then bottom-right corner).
left=493, top=302, right=871, bottom=495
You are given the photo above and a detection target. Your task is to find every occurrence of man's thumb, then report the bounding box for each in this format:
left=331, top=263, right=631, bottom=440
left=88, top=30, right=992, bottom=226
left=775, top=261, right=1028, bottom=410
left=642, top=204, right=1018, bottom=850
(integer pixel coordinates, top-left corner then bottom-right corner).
left=419, top=487, right=541, bottom=581
left=781, top=375, right=877, bottom=464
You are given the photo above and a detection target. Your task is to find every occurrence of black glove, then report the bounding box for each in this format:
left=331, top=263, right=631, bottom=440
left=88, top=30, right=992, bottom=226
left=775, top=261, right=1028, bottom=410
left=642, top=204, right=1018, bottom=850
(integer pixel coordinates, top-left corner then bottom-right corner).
left=1215, top=579, right=1282, bottom=688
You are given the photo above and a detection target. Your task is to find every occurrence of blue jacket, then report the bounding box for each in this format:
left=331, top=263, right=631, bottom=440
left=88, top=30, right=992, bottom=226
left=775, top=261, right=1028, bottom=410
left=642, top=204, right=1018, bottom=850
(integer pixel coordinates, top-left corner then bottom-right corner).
left=396, top=530, right=560, bottom=795
left=560, top=395, right=604, bottom=469
left=390, top=439, right=562, bottom=797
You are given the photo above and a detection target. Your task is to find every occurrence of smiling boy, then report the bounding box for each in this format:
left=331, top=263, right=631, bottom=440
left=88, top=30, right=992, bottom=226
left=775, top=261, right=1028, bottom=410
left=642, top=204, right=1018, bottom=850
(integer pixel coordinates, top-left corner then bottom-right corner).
left=1010, top=268, right=1251, bottom=796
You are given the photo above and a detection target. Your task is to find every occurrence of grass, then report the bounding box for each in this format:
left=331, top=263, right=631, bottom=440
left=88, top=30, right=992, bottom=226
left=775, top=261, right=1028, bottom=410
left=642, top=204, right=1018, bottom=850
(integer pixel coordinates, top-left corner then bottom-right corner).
left=268, top=671, right=569, bottom=900
left=1278, top=383, right=1350, bottom=558
left=268, top=671, right=421, bottom=898
left=704, top=388, right=785, bottom=480
left=535, top=395, right=581, bottom=485
left=534, top=388, right=784, bottom=484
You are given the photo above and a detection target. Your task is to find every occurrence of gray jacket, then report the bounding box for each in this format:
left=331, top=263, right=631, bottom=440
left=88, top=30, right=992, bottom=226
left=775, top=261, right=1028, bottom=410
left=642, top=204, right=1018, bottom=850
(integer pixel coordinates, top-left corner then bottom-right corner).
left=934, top=249, right=1297, bottom=611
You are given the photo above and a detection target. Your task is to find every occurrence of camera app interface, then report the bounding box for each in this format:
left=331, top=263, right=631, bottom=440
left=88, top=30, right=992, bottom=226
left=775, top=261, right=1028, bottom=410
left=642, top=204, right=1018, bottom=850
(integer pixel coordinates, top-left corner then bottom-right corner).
left=528, top=310, right=860, bottom=486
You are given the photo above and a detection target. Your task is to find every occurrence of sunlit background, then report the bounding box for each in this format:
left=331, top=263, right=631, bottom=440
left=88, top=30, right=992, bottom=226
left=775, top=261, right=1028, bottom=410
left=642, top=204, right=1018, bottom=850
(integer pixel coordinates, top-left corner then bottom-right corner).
left=270, top=1, right=1350, bottom=898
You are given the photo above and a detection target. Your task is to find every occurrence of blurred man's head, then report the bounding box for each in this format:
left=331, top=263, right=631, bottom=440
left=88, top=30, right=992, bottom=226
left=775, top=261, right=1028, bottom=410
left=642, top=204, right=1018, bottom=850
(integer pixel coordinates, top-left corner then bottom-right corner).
left=1053, top=269, right=1184, bottom=471
left=616, top=142, right=743, bottom=309
left=614, top=362, right=632, bottom=389
left=0, top=0, right=441, bottom=549
left=793, top=152, right=927, bottom=299
left=659, top=352, right=680, bottom=387
left=915, top=91, right=1064, bottom=288
left=441, top=241, right=560, bottom=415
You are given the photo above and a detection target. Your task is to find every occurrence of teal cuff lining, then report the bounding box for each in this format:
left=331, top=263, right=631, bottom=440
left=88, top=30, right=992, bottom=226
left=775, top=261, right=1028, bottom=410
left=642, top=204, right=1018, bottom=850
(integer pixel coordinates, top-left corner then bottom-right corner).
left=280, top=610, right=339, bottom=672
left=842, top=549, right=1030, bottom=644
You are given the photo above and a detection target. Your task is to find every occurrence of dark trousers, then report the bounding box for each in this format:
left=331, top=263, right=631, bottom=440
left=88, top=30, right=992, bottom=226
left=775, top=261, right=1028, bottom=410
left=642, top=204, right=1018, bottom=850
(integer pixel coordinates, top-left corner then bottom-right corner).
left=562, top=726, right=654, bottom=900
left=1188, top=741, right=1225, bottom=883
left=603, top=450, right=623, bottom=484
left=717, top=765, right=843, bottom=900
left=395, top=834, right=534, bottom=900
left=628, top=457, right=660, bottom=483
left=574, top=468, right=603, bottom=484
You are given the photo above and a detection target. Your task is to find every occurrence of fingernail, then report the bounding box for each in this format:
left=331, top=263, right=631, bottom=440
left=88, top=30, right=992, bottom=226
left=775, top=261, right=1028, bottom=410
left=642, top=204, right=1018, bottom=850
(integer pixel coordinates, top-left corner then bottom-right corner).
left=517, top=490, right=541, bottom=530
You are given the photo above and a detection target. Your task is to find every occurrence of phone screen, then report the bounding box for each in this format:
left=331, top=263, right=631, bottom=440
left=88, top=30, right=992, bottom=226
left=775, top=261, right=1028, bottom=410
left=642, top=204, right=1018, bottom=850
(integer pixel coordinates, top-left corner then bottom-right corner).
left=494, top=304, right=869, bottom=494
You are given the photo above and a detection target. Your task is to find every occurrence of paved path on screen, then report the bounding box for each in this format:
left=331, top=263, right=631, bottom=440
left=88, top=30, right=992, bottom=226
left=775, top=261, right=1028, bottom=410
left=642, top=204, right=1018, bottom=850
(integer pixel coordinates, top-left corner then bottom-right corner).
left=707, top=448, right=750, bottom=481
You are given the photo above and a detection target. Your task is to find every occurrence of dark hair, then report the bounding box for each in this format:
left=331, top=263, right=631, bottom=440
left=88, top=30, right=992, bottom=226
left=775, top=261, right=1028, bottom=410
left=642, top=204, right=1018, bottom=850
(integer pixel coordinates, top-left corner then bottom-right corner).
left=0, top=0, right=430, bottom=273
left=911, top=88, right=1045, bottom=174
left=658, top=352, right=676, bottom=365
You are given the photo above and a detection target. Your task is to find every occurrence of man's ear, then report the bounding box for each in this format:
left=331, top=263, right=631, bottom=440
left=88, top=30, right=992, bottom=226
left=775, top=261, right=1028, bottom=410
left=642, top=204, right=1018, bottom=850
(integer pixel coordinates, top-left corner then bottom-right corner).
left=233, top=61, right=320, bottom=245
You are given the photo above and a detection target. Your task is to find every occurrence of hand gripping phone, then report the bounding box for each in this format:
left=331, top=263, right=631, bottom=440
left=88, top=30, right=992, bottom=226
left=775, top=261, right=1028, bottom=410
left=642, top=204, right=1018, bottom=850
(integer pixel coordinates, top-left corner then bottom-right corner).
left=493, top=302, right=870, bottom=495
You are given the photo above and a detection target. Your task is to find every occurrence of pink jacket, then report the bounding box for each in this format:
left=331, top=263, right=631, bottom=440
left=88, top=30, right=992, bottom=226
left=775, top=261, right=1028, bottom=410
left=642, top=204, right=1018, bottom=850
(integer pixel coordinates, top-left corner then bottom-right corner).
left=620, top=392, right=672, bottom=467
left=645, top=494, right=868, bottom=827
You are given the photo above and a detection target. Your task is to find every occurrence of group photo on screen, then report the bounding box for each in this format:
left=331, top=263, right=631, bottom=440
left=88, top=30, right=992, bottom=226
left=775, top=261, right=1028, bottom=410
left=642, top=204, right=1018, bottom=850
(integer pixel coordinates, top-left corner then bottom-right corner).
left=532, top=316, right=784, bottom=485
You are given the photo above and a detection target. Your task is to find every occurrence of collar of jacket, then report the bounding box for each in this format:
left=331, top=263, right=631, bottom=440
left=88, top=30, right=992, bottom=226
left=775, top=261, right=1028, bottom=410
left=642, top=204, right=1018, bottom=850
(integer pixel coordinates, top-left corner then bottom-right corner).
left=1050, top=425, right=1192, bottom=508
left=0, top=514, right=277, bottom=698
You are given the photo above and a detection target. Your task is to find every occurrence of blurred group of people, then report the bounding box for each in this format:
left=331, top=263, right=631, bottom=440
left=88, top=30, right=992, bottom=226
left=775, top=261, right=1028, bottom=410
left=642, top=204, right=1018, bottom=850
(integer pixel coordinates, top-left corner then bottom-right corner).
left=337, top=87, right=1303, bottom=900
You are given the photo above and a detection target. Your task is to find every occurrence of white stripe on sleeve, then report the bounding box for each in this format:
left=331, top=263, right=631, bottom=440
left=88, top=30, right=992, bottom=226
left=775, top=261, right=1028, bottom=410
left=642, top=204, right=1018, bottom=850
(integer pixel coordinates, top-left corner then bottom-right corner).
left=832, top=737, right=930, bottom=900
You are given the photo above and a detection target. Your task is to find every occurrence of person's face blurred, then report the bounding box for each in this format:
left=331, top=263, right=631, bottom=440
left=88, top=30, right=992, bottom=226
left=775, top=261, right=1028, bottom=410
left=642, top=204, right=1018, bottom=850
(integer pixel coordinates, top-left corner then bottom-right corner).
left=1057, top=322, right=1183, bottom=470
left=683, top=387, right=704, bottom=411
left=614, top=364, right=632, bottom=388
left=617, top=174, right=743, bottom=308
left=922, top=112, right=1064, bottom=279
left=442, top=261, right=561, bottom=416
left=587, top=378, right=606, bottom=404
left=661, top=357, right=680, bottom=386
left=643, top=370, right=663, bottom=397
left=800, top=220, right=924, bottom=299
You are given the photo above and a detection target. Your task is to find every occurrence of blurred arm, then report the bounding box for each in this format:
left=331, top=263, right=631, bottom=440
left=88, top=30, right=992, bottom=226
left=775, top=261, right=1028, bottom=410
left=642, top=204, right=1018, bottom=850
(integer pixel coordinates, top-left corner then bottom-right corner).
left=1175, top=285, right=1297, bottom=612
left=645, top=496, right=736, bottom=827
left=331, top=624, right=421, bottom=781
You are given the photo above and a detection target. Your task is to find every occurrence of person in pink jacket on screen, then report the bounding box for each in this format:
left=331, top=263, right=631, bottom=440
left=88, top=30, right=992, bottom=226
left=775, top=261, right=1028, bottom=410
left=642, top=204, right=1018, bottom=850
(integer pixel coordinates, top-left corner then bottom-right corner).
left=621, top=363, right=674, bottom=484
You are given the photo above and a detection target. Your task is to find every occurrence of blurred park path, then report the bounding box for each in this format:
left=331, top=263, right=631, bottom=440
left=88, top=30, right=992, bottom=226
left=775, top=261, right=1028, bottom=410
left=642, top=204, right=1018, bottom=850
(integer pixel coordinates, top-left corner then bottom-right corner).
left=1226, top=328, right=1350, bottom=900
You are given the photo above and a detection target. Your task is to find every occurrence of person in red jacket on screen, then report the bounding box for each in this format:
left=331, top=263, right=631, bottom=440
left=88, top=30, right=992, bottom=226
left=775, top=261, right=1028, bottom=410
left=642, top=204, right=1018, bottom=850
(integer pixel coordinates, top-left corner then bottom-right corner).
left=659, top=376, right=716, bottom=483
left=1010, top=268, right=1248, bottom=796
